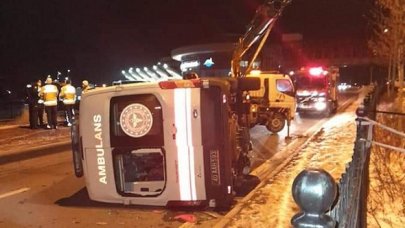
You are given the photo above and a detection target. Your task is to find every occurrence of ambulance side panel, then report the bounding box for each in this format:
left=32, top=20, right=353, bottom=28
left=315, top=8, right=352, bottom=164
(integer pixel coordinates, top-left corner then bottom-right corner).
left=79, top=82, right=234, bottom=207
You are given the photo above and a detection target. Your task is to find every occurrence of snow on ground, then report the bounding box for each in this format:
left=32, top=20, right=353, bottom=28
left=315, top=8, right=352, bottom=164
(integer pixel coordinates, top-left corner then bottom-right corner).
left=367, top=94, right=405, bottom=227
left=227, top=90, right=364, bottom=227
left=0, top=127, right=70, bottom=155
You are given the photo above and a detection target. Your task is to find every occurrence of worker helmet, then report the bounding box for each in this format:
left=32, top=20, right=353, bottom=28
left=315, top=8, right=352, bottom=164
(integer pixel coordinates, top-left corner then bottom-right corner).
left=82, top=80, right=89, bottom=86
left=45, top=77, right=53, bottom=84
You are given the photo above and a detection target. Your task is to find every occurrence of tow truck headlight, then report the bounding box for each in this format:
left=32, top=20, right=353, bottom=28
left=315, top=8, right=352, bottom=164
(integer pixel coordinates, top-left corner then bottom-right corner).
left=314, top=101, right=327, bottom=111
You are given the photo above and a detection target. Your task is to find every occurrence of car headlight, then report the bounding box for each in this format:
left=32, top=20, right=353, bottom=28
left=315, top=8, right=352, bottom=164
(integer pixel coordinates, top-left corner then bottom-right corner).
left=314, top=101, right=327, bottom=111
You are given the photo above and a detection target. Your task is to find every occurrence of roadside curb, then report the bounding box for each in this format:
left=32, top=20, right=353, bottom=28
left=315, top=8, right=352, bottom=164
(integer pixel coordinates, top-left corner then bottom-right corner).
left=0, top=140, right=71, bottom=165
left=0, top=124, right=26, bottom=130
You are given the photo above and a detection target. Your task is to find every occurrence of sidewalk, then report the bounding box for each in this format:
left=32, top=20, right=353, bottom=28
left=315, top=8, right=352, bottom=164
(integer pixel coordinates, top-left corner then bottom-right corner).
left=213, top=90, right=405, bottom=228
left=213, top=87, right=365, bottom=227
left=0, top=104, right=29, bottom=129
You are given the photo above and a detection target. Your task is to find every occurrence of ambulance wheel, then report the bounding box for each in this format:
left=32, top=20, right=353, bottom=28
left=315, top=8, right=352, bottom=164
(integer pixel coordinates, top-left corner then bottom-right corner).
left=215, top=197, right=233, bottom=211
left=266, top=113, right=285, bottom=133
left=233, top=174, right=260, bottom=197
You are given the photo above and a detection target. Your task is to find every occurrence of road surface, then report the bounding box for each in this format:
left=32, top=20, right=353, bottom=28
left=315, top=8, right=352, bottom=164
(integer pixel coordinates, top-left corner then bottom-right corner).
left=0, top=90, right=359, bottom=227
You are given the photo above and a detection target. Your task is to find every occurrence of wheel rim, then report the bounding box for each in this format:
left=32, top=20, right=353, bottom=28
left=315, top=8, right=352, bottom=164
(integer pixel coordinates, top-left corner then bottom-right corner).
left=266, top=114, right=285, bottom=133
left=271, top=118, right=282, bottom=128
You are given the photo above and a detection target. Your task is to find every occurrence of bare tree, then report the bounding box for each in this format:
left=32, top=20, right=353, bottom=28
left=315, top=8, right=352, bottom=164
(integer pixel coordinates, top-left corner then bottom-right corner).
left=368, top=0, right=405, bottom=97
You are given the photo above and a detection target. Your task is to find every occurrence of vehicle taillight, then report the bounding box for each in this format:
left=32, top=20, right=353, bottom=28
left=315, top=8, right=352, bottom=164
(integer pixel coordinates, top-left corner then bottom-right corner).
left=158, top=79, right=201, bottom=89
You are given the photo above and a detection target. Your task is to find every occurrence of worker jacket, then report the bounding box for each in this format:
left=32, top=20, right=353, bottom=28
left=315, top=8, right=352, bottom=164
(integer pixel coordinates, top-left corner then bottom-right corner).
left=25, top=84, right=41, bottom=105
left=60, top=84, right=76, bottom=105
left=40, top=84, right=59, bottom=106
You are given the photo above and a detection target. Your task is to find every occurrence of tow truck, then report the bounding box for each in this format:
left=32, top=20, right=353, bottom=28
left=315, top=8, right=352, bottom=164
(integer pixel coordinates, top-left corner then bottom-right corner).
left=247, top=71, right=296, bottom=133
left=293, top=66, right=339, bottom=116
left=71, top=0, right=291, bottom=209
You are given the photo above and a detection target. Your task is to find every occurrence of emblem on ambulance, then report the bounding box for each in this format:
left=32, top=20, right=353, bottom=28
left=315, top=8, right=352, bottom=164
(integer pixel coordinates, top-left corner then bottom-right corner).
left=120, top=103, right=153, bottom=138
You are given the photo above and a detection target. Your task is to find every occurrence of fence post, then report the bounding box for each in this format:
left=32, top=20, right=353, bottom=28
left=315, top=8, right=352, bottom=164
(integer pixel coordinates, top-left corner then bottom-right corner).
left=291, top=169, right=337, bottom=228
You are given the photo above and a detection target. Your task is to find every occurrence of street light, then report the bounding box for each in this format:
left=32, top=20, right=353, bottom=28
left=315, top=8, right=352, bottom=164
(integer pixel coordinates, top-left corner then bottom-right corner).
left=153, top=65, right=170, bottom=80
left=144, top=66, right=161, bottom=81
left=129, top=68, right=145, bottom=81
left=136, top=68, right=154, bottom=81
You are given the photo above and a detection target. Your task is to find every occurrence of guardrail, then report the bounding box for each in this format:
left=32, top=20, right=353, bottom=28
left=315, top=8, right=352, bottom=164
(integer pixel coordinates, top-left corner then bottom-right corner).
left=0, top=100, right=25, bottom=121
left=291, top=85, right=383, bottom=228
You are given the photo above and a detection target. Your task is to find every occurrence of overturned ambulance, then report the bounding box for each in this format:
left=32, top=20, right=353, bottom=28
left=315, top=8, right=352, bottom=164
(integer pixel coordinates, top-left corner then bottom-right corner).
left=71, top=77, right=261, bottom=208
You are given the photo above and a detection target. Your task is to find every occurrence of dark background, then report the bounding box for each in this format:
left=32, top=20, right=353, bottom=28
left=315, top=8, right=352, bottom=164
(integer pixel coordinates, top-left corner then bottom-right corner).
left=0, top=0, right=367, bottom=97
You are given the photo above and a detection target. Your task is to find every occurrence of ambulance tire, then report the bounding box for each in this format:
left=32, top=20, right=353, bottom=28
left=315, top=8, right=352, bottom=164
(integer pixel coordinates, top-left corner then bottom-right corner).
left=233, top=174, right=260, bottom=197
left=266, top=113, right=286, bottom=133
left=215, top=196, right=234, bottom=211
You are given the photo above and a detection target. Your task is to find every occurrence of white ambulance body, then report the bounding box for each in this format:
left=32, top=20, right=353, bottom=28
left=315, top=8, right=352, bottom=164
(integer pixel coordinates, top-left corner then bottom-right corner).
left=71, top=78, right=259, bottom=209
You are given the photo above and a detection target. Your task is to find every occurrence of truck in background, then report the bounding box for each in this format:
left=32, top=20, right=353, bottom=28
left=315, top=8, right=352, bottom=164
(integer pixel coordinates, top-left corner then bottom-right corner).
left=293, top=66, right=339, bottom=117
left=247, top=71, right=296, bottom=133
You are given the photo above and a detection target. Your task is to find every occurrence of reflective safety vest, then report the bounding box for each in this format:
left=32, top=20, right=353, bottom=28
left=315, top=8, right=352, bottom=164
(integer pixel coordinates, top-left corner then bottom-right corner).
left=40, top=84, right=59, bottom=106
left=60, top=84, right=76, bottom=105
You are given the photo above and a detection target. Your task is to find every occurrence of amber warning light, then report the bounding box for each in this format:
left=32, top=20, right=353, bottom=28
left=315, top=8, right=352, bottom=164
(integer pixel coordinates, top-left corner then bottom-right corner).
left=158, top=79, right=202, bottom=89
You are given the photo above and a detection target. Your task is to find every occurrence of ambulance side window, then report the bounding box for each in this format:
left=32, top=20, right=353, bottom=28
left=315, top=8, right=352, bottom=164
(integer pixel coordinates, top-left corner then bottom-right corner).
left=110, top=94, right=164, bottom=147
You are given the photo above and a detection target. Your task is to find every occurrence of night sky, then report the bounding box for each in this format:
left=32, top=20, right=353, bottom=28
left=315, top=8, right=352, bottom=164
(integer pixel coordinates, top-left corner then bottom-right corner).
left=0, top=0, right=367, bottom=93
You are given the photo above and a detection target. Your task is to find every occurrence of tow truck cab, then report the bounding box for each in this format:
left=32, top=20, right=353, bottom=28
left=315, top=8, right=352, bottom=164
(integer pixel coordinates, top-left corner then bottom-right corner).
left=293, top=66, right=339, bottom=116
left=246, top=72, right=296, bottom=133
left=71, top=77, right=260, bottom=209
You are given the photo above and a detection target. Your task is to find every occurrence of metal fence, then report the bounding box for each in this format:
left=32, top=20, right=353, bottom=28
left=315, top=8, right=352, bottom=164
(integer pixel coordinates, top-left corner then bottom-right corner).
left=328, top=86, right=383, bottom=227
left=291, top=85, right=383, bottom=228
left=0, top=100, right=25, bottom=120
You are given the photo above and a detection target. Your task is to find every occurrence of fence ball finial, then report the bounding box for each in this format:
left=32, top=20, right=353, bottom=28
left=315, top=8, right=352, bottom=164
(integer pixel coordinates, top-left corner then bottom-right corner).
left=291, top=168, right=337, bottom=228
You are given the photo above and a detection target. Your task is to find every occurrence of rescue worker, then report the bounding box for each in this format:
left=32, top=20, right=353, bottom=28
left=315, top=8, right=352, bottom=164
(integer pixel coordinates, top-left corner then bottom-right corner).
left=40, top=76, right=59, bottom=129
left=25, top=82, right=40, bottom=129
left=36, top=79, right=45, bottom=127
left=82, top=80, right=90, bottom=93
left=59, top=79, right=76, bottom=126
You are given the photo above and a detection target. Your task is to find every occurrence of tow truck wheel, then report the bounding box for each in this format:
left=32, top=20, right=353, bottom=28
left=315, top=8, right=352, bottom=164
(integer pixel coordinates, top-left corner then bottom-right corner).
left=266, top=113, right=286, bottom=133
